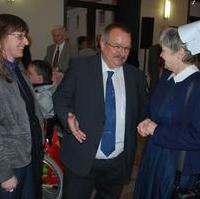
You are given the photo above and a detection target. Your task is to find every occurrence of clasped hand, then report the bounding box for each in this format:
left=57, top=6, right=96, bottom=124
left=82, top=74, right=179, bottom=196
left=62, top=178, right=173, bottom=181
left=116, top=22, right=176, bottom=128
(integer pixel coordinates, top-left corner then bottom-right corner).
left=67, top=112, right=86, bottom=143
left=1, top=176, right=18, bottom=192
left=137, top=118, right=157, bottom=137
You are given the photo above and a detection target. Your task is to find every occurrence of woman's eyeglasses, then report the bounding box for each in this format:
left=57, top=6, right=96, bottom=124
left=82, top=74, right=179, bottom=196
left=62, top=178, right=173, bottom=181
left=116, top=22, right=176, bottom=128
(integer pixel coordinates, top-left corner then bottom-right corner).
left=9, top=33, right=27, bottom=41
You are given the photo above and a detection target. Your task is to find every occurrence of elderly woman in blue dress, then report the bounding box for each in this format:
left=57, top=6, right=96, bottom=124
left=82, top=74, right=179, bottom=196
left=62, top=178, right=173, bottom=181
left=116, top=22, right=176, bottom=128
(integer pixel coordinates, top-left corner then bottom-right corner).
left=134, top=21, right=200, bottom=199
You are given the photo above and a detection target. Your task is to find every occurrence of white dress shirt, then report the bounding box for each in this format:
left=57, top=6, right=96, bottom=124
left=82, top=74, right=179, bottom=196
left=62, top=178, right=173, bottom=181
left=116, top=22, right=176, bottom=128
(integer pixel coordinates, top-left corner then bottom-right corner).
left=96, top=57, right=126, bottom=159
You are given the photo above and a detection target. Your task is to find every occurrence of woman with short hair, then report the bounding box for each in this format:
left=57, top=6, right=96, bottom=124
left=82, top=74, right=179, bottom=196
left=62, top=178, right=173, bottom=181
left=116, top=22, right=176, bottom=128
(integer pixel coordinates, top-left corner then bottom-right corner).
left=134, top=21, right=200, bottom=199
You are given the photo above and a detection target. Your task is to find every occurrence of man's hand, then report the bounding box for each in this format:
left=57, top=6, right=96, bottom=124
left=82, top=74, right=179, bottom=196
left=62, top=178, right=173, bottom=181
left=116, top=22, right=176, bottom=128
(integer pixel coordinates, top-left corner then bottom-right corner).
left=67, top=112, right=86, bottom=143
left=1, top=176, right=18, bottom=192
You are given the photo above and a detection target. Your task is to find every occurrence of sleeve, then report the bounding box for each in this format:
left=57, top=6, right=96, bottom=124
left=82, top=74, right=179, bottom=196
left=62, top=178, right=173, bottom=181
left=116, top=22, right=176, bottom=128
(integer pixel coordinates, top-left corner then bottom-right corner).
left=53, top=62, right=76, bottom=131
left=36, top=91, right=54, bottom=118
left=138, top=72, right=149, bottom=121
left=0, top=102, right=14, bottom=183
left=152, top=99, right=200, bottom=150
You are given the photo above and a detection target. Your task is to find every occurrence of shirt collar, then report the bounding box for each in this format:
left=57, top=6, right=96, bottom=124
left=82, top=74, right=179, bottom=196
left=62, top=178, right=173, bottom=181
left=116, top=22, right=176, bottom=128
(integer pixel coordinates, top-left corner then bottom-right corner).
left=57, top=41, right=65, bottom=50
left=168, top=65, right=199, bottom=83
left=4, top=59, right=19, bottom=70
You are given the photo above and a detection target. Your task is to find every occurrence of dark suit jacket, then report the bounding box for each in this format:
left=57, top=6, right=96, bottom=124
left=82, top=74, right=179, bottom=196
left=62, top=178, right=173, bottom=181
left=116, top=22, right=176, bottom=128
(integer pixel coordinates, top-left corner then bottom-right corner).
left=44, top=41, right=72, bottom=73
left=53, top=54, right=147, bottom=183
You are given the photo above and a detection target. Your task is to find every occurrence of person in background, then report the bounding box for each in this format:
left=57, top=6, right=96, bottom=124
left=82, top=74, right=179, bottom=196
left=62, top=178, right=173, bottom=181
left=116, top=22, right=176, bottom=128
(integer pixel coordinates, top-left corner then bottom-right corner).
left=44, top=25, right=73, bottom=73
left=126, top=48, right=140, bottom=68
left=95, top=34, right=101, bottom=52
left=134, top=21, right=200, bottom=199
left=53, top=23, right=148, bottom=199
left=148, top=43, right=164, bottom=92
left=0, top=14, right=43, bottom=199
left=147, top=25, right=169, bottom=92
left=27, top=60, right=55, bottom=119
left=27, top=60, right=61, bottom=146
left=77, top=36, right=97, bottom=57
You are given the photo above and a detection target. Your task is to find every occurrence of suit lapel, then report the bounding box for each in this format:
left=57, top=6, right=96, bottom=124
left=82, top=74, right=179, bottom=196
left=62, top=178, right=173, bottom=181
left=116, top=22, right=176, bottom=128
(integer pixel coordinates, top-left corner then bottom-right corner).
left=59, top=42, right=68, bottom=63
left=50, top=45, right=56, bottom=63
left=123, top=65, right=135, bottom=135
left=93, top=55, right=105, bottom=112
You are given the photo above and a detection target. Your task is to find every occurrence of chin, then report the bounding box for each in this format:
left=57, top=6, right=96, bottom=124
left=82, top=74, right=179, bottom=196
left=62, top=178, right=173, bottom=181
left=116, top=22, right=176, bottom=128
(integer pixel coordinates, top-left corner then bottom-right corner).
left=17, top=52, right=23, bottom=58
left=114, top=61, right=123, bottom=66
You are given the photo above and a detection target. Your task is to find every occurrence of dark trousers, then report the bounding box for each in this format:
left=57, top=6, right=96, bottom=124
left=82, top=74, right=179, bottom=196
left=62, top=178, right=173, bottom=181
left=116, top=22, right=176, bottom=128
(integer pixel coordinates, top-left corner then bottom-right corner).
left=62, top=153, right=125, bottom=199
left=21, top=163, right=36, bottom=199
left=0, top=164, right=32, bottom=199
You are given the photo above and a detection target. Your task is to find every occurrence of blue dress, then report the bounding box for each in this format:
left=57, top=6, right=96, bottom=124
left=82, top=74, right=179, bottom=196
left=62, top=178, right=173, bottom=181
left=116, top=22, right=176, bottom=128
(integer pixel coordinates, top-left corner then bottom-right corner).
left=133, top=71, right=200, bottom=199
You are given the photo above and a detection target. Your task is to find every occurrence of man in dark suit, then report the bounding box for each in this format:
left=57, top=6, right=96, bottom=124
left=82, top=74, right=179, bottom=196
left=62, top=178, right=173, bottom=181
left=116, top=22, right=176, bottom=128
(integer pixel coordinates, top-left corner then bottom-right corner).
left=53, top=23, right=148, bottom=199
left=44, top=25, right=73, bottom=73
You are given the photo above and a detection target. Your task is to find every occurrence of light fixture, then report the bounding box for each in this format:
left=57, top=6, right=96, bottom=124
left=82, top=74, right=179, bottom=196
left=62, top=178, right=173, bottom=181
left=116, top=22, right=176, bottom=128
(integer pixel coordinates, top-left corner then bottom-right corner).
left=164, top=0, right=171, bottom=19
left=7, top=0, right=15, bottom=3
left=192, top=0, right=200, bottom=5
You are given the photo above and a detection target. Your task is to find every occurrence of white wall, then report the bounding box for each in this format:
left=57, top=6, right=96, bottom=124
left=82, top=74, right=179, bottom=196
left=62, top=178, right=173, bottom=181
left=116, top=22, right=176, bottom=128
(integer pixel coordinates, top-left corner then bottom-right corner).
left=141, top=0, right=189, bottom=45
left=0, top=0, right=191, bottom=63
left=0, top=0, right=63, bottom=59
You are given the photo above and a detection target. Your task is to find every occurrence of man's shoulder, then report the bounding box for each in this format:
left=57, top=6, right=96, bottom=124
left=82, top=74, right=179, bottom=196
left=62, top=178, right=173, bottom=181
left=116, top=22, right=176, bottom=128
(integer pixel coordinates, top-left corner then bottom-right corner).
left=67, top=54, right=100, bottom=75
left=71, top=54, right=100, bottom=65
left=124, top=63, right=144, bottom=76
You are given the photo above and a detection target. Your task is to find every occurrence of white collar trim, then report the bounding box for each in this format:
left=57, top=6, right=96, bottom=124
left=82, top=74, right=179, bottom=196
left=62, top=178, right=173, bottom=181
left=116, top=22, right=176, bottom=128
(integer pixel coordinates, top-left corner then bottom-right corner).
left=168, top=65, right=199, bottom=83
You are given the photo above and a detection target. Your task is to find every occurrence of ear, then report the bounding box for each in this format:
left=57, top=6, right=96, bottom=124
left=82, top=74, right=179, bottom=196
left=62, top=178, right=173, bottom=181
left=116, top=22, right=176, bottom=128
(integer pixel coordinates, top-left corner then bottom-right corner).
left=177, top=47, right=185, bottom=60
left=99, top=38, right=106, bottom=50
left=38, top=75, right=44, bottom=84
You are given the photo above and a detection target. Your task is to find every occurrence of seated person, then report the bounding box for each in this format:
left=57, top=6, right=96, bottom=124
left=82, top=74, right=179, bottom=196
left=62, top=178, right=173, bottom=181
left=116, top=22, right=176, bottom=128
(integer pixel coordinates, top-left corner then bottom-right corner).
left=27, top=60, right=56, bottom=119
left=77, top=36, right=97, bottom=57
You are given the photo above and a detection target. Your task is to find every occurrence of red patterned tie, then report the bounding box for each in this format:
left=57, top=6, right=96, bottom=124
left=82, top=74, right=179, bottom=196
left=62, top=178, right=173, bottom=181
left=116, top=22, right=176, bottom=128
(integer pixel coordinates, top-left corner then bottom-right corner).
left=52, top=46, right=60, bottom=69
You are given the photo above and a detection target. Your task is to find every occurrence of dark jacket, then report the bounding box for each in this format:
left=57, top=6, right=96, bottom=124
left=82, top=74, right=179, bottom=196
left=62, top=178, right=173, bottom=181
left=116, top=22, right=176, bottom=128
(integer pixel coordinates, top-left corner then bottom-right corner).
left=53, top=54, right=148, bottom=182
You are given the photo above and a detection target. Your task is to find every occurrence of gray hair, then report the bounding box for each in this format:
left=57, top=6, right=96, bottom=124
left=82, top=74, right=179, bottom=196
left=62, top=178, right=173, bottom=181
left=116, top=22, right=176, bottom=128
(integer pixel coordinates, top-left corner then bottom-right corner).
left=159, top=28, right=195, bottom=64
left=51, top=25, right=66, bottom=34
left=101, top=23, right=131, bottom=43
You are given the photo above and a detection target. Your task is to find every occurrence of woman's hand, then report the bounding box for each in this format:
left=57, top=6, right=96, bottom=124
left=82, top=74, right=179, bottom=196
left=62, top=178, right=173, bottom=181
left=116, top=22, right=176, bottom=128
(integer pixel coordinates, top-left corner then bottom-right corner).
left=137, top=118, right=157, bottom=137
left=1, top=176, right=18, bottom=192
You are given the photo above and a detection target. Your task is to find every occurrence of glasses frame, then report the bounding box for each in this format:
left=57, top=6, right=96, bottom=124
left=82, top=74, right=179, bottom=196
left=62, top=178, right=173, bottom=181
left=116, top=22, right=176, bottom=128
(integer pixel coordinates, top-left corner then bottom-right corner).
left=106, top=41, right=131, bottom=53
left=8, top=33, right=28, bottom=41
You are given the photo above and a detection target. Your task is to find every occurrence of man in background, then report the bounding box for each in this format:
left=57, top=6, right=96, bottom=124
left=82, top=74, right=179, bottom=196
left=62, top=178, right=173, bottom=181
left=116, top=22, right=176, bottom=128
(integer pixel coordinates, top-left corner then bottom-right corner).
left=44, top=25, right=72, bottom=73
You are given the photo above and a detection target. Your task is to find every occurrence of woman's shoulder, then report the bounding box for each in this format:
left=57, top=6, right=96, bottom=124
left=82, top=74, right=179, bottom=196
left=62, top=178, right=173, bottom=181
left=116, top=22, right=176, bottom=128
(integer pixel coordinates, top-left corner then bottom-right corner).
left=185, top=72, right=200, bottom=87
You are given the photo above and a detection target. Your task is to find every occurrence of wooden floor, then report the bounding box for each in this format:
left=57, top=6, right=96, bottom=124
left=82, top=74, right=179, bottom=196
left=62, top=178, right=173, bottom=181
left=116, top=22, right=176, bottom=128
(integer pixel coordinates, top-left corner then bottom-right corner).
left=120, top=136, right=145, bottom=199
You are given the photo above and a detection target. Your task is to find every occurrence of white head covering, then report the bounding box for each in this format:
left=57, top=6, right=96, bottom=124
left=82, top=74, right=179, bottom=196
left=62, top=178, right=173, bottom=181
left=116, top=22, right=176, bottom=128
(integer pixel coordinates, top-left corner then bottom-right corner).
left=178, top=20, right=200, bottom=55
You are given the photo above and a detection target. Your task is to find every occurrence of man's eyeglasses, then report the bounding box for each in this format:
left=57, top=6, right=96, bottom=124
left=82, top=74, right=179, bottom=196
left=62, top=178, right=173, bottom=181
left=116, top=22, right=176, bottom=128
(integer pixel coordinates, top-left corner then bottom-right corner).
left=9, top=33, right=28, bottom=41
left=106, top=42, right=131, bottom=53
